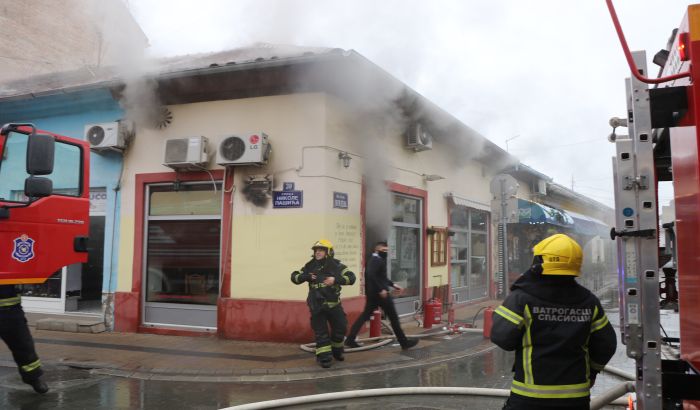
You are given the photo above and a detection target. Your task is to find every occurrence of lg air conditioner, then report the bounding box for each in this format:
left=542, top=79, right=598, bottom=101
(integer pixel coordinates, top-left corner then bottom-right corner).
left=406, top=123, right=433, bottom=152
left=216, top=133, right=271, bottom=166
left=163, top=136, right=210, bottom=170
left=84, top=121, right=132, bottom=151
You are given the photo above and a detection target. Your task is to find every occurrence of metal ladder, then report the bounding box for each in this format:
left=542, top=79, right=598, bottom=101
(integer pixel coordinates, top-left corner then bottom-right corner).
left=611, top=50, right=663, bottom=410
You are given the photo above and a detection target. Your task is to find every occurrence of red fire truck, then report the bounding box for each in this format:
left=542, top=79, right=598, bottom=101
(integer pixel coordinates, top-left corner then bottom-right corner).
left=0, top=123, right=90, bottom=284
left=606, top=1, right=700, bottom=408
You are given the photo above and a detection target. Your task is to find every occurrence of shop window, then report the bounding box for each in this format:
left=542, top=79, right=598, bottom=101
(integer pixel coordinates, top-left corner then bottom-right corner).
left=430, top=227, right=447, bottom=267
left=450, top=206, right=490, bottom=300
left=145, top=182, right=221, bottom=306
left=17, top=270, right=62, bottom=298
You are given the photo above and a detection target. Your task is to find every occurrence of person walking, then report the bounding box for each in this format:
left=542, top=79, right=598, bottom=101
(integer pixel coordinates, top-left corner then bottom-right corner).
left=0, top=285, right=49, bottom=394
left=345, top=241, right=418, bottom=350
left=291, top=239, right=356, bottom=368
left=490, top=234, right=616, bottom=410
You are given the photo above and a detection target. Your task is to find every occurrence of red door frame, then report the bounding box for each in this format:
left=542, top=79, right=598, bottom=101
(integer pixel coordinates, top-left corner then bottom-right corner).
left=114, top=169, right=233, bottom=335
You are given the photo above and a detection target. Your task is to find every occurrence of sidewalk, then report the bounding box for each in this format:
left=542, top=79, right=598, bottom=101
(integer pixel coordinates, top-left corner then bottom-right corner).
left=0, top=299, right=499, bottom=383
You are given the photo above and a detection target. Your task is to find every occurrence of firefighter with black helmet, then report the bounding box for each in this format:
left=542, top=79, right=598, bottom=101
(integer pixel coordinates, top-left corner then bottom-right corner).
left=291, top=239, right=356, bottom=368
left=491, top=234, right=617, bottom=410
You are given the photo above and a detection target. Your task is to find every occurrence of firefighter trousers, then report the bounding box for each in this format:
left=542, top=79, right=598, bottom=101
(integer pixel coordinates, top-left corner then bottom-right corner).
left=0, top=306, right=43, bottom=383
left=310, top=304, right=347, bottom=361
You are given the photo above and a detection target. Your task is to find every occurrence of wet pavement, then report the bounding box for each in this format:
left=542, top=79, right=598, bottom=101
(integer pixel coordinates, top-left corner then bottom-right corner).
left=0, top=298, right=641, bottom=409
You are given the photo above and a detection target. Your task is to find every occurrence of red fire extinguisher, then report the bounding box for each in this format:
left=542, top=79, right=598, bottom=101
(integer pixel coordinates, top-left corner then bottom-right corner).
left=369, top=309, right=382, bottom=337
left=423, top=298, right=443, bottom=329
left=483, top=306, right=494, bottom=339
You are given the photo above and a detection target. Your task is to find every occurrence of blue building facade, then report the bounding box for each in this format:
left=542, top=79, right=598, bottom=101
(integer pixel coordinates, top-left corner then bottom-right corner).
left=0, top=88, right=123, bottom=324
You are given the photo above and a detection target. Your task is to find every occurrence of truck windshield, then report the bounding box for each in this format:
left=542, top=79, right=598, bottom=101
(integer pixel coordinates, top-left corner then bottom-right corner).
left=0, top=131, right=83, bottom=203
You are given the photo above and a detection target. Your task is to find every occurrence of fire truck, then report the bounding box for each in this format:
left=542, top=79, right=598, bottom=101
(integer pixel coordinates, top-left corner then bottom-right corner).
left=606, top=1, right=700, bottom=408
left=0, top=123, right=90, bottom=284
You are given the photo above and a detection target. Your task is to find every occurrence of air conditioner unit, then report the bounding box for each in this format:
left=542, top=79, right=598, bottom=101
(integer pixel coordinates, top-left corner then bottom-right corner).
left=535, top=179, right=548, bottom=195
left=406, top=123, right=433, bottom=152
left=216, top=133, right=271, bottom=166
left=163, top=136, right=210, bottom=170
left=84, top=121, right=131, bottom=151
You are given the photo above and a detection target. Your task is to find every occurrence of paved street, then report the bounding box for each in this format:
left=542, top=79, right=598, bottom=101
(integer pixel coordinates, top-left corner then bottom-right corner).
left=0, top=298, right=644, bottom=409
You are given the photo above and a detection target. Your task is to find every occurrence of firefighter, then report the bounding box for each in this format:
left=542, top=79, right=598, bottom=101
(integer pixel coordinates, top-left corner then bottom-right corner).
left=490, top=234, right=616, bottom=410
left=0, top=285, right=49, bottom=394
left=291, top=239, right=356, bottom=368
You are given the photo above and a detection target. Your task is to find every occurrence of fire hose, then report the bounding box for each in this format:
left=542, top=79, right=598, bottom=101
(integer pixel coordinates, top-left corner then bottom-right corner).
left=299, top=325, right=481, bottom=353
left=222, top=386, right=631, bottom=410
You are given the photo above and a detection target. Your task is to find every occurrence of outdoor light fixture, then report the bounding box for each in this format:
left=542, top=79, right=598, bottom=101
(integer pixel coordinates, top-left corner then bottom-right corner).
left=423, top=174, right=445, bottom=182
left=338, top=152, right=352, bottom=168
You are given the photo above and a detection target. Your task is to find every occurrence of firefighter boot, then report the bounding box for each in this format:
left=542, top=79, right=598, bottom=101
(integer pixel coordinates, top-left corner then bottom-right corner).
left=28, top=377, right=49, bottom=394
left=317, top=354, right=332, bottom=368
left=332, top=347, right=344, bottom=361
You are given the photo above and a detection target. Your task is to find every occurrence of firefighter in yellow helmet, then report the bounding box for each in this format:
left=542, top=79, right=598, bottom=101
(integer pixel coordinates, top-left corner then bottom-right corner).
left=491, top=234, right=617, bottom=410
left=291, top=239, right=356, bottom=368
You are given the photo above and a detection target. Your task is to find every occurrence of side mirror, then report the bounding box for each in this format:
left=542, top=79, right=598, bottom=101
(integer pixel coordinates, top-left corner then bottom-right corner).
left=24, top=176, right=53, bottom=198
left=26, top=133, right=54, bottom=175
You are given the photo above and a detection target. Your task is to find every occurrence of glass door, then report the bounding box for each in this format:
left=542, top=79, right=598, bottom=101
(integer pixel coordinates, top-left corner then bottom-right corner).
left=143, top=182, right=222, bottom=329
left=390, top=194, right=423, bottom=315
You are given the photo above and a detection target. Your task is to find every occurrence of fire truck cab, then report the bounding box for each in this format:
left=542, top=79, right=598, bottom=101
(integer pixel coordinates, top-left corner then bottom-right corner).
left=0, top=123, right=90, bottom=285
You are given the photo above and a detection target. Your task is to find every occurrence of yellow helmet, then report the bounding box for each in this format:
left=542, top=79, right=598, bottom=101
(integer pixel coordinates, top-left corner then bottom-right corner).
left=312, top=239, right=334, bottom=257
left=532, top=234, right=582, bottom=276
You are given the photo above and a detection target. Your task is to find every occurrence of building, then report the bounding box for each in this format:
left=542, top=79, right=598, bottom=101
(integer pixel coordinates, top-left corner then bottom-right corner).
left=0, top=45, right=614, bottom=343
left=0, top=0, right=147, bottom=83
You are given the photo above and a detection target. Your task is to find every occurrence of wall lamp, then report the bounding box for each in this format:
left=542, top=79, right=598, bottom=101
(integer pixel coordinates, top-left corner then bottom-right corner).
left=338, top=152, right=352, bottom=168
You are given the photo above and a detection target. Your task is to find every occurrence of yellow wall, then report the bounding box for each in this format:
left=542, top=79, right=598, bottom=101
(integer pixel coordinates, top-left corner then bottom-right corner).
left=230, top=214, right=362, bottom=300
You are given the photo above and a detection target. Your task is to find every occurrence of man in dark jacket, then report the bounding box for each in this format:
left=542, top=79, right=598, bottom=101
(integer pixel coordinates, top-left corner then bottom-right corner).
left=491, top=234, right=617, bottom=410
left=345, top=241, right=418, bottom=350
left=0, top=285, right=49, bottom=394
left=291, top=239, right=356, bottom=368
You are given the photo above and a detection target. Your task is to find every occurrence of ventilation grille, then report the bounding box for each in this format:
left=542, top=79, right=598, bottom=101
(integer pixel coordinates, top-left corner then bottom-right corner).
left=164, top=139, right=189, bottom=163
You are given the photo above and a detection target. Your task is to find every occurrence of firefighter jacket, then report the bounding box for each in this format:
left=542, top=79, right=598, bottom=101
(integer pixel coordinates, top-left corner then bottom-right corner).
left=0, top=285, right=21, bottom=307
left=490, top=265, right=617, bottom=407
left=291, top=258, right=356, bottom=311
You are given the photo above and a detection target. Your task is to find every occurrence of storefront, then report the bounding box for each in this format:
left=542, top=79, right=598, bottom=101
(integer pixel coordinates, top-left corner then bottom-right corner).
left=449, top=205, right=490, bottom=303
left=142, top=181, right=222, bottom=329
left=390, top=193, right=425, bottom=315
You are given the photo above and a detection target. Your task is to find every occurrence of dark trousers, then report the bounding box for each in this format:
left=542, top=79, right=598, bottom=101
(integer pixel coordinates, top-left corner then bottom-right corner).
left=502, top=394, right=590, bottom=410
left=347, top=295, right=408, bottom=345
left=0, top=306, right=43, bottom=383
left=310, top=304, right=347, bottom=360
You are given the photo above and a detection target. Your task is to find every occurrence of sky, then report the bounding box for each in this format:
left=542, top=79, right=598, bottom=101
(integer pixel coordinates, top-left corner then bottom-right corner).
left=125, top=0, right=689, bottom=208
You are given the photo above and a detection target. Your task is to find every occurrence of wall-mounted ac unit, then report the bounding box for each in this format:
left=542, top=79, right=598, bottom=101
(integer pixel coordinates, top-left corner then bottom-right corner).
left=406, top=123, right=433, bottom=152
left=535, top=179, right=548, bottom=195
left=216, top=133, right=271, bottom=166
left=163, top=136, right=210, bottom=170
left=84, top=121, right=132, bottom=151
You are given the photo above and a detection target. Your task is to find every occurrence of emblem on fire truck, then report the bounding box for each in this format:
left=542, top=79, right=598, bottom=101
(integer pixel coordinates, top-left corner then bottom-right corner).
left=12, top=234, right=35, bottom=263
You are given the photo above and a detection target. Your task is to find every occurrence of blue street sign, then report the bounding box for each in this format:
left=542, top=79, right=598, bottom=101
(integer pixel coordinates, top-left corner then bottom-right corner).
left=273, top=190, right=303, bottom=208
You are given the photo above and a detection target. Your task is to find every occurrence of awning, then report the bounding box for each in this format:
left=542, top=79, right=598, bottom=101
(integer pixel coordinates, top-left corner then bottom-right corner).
left=566, top=210, right=610, bottom=236
left=445, top=192, right=490, bottom=212
left=516, top=199, right=573, bottom=227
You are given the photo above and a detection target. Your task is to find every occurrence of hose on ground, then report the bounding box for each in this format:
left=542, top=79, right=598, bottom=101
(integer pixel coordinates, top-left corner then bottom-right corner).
left=299, top=326, right=477, bottom=353
left=603, top=365, right=635, bottom=381
left=222, top=386, right=630, bottom=410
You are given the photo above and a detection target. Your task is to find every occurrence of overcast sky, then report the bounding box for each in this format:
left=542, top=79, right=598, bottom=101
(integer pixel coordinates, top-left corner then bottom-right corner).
left=126, top=0, right=688, bottom=208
